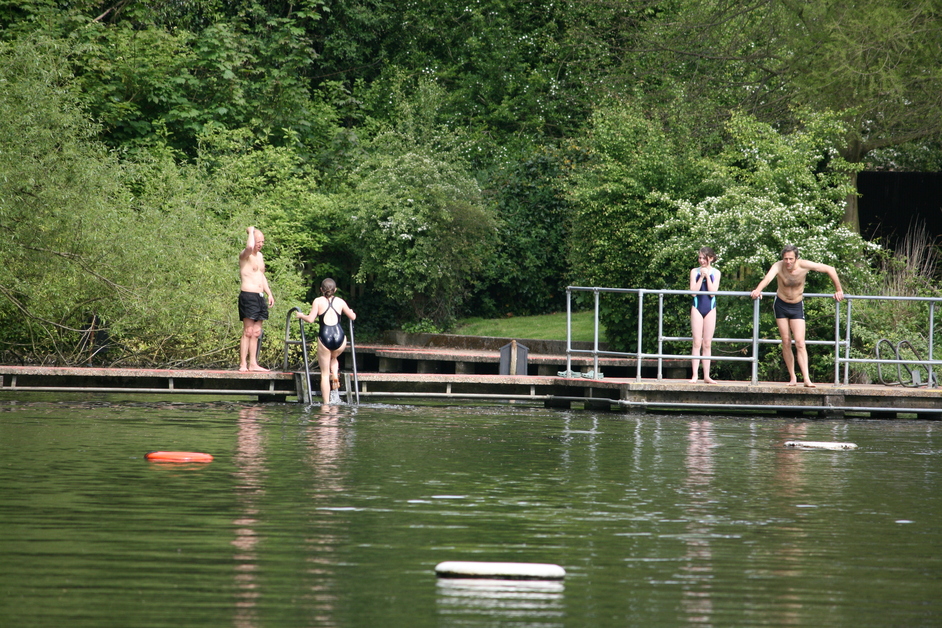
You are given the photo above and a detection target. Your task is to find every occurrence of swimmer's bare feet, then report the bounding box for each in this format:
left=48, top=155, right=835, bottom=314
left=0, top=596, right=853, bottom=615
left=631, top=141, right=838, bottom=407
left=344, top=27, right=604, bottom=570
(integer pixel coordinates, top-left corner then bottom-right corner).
left=804, top=381, right=817, bottom=388
left=239, top=365, right=248, bottom=372
left=787, top=378, right=799, bottom=386
left=704, top=377, right=716, bottom=384
left=248, top=365, right=270, bottom=372
left=689, top=377, right=698, bottom=383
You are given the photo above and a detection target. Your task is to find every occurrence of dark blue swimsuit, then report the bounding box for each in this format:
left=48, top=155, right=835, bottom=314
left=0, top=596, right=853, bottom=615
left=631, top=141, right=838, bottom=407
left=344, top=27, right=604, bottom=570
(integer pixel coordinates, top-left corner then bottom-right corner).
left=692, top=271, right=716, bottom=317
left=318, top=298, right=345, bottom=350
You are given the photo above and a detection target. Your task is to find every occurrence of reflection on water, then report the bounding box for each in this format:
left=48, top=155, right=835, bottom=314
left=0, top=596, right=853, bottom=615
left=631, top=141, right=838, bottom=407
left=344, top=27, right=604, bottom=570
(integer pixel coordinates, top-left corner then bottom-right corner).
left=233, top=406, right=265, bottom=628
left=0, top=401, right=941, bottom=628
left=302, top=404, right=353, bottom=626
left=771, top=422, right=808, bottom=625
left=681, top=420, right=714, bottom=624
left=436, top=578, right=565, bottom=626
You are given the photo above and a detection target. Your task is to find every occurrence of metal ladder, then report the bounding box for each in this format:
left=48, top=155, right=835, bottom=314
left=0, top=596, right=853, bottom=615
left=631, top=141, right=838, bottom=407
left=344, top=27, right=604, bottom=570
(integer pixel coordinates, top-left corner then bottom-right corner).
left=875, top=338, right=937, bottom=387
left=282, top=308, right=314, bottom=404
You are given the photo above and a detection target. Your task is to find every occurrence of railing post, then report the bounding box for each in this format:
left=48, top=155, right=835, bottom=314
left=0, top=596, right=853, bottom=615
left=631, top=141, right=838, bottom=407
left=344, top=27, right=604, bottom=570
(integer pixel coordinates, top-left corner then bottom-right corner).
left=636, top=290, right=645, bottom=382
left=833, top=299, right=841, bottom=385
left=751, top=296, right=760, bottom=384
left=844, top=299, right=853, bottom=385
left=593, top=289, right=600, bottom=378
left=930, top=300, right=936, bottom=387
left=657, top=293, right=665, bottom=380
left=566, top=288, right=572, bottom=376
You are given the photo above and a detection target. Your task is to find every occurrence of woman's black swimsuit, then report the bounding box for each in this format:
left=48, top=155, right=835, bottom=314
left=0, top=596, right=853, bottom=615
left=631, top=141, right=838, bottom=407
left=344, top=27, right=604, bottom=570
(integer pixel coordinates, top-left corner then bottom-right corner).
left=318, top=297, right=345, bottom=350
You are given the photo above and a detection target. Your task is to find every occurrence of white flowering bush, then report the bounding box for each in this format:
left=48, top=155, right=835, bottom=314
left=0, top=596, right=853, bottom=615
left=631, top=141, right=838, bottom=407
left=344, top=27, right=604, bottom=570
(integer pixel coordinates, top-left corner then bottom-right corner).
left=348, top=146, right=497, bottom=325
left=655, top=192, right=878, bottom=289
left=648, top=112, right=882, bottom=379
left=568, top=106, right=885, bottom=380
left=653, top=111, right=880, bottom=291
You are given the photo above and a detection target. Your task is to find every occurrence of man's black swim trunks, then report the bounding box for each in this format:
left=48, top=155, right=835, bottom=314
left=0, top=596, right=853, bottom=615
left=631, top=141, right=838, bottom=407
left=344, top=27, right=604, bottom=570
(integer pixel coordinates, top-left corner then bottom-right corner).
left=773, top=296, right=804, bottom=320
left=239, top=291, right=269, bottom=321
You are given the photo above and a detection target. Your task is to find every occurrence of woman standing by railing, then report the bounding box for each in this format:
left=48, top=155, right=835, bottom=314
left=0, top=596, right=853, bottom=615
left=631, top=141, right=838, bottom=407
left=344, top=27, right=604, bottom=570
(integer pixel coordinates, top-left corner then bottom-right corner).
left=690, top=247, right=721, bottom=383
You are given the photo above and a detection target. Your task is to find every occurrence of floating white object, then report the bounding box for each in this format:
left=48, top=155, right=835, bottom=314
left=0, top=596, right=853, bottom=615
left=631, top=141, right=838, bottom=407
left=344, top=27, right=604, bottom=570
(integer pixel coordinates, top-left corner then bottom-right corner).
left=435, top=561, right=566, bottom=580
left=784, top=441, right=858, bottom=450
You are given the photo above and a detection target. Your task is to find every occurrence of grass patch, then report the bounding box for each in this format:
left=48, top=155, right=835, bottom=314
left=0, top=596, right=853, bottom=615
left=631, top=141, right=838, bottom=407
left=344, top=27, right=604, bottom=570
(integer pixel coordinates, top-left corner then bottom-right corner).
left=453, top=310, right=604, bottom=342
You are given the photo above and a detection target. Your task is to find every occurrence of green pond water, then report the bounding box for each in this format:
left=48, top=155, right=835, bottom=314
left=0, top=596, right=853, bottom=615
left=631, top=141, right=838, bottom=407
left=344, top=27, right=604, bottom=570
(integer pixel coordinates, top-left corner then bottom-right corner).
left=0, top=399, right=940, bottom=627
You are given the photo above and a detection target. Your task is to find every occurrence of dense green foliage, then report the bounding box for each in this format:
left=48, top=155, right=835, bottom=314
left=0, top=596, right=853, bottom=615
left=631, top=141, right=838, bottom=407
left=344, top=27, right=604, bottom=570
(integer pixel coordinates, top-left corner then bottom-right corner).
left=0, top=39, right=260, bottom=365
left=1, top=1, right=940, bottom=373
left=476, top=144, right=589, bottom=317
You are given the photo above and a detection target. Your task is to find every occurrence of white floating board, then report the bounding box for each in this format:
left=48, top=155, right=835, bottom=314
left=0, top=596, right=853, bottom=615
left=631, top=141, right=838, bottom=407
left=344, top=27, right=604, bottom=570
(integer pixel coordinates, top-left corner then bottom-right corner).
left=435, top=561, right=566, bottom=580
left=784, top=440, right=858, bottom=450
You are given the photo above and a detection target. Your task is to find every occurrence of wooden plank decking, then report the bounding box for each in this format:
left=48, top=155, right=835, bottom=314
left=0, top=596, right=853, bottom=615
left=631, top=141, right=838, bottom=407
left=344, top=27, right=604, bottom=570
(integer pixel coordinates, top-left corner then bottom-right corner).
left=350, top=372, right=942, bottom=418
left=0, top=365, right=297, bottom=401
left=3, top=338, right=941, bottom=418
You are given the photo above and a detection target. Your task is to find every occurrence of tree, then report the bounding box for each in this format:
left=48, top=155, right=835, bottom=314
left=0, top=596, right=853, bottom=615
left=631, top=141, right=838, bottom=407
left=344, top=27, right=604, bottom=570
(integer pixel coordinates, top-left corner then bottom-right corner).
left=565, top=99, right=706, bottom=350
left=616, top=0, right=942, bottom=231
left=0, top=37, right=309, bottom=366
left=348, top=146, right=496, bottom=325
left=473, top=144, right=589, bottom=317
left=0, top=36, right=133, bottom=360
left=2, top=0, right=327, bottom=154
left=652, top=112, right=878, bottom=380
left=567, top=100, right=702, bottom=291
left=654, top=111, right=875, bottom=290
left=787, top=0, right=942, bottom=229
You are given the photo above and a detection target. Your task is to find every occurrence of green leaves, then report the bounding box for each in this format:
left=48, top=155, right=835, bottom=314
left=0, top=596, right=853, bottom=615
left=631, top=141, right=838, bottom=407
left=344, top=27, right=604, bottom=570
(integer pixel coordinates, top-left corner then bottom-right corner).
left=348, top=146, right=495, bottom=324
left=655, top=111, right=873, bottom=287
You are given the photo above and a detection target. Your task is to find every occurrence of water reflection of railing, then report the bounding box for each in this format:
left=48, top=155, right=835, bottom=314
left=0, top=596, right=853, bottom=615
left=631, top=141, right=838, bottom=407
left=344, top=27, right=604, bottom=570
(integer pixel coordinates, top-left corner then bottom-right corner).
left=565, top=287, right=942, bottom=387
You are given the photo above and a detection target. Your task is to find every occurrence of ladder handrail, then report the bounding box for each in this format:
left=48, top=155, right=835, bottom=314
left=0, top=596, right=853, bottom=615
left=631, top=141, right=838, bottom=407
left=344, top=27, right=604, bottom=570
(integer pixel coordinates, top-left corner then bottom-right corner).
left=283, top=307, right=314, bottom=405
left=348, top=320, right=360, bottom=404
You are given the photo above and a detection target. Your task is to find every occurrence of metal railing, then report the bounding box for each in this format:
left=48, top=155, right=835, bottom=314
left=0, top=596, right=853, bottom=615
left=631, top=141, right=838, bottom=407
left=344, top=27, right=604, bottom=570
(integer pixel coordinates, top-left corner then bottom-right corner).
left=565, top=287, right=942, bottom=387
left=283, top=307, right=314, bottom=404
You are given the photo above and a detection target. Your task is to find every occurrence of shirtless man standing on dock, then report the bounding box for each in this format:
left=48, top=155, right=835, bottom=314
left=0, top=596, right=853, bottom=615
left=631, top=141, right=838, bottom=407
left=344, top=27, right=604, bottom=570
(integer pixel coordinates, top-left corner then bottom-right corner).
left=239, top=226, right=275, bottom=372
left=750, top=245, right=844, bottom=387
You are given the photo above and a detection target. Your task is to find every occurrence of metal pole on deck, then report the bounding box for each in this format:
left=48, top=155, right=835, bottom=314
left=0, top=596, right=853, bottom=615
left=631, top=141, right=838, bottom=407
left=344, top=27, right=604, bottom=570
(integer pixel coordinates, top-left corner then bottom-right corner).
left=751, top=296, right=760, bottom=384
left=566, top=288, right=572, bottom=376
left=833, top=300, right=841, bottom=385
left=348, top=320, right=360, bottom=404
left=285, top=307, right=313, bottom=405
left=299, top=322, right=313, bottom=405
left=844, top=299, right=853, bottom=385
left=636, top=290, right=644, bottom=382
left=593, top=289, right=600, bottom=377
left=657, top=293, right=664, bottom=380
left=930, top=301, right=936, bottom=387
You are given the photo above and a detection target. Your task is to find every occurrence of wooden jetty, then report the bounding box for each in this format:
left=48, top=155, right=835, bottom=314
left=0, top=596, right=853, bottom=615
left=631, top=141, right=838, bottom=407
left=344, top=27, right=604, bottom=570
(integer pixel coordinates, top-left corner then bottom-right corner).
left=2, top=333, right=940, bottom=417
left=0, top=365, right=297, bottom=402
left=352, top=373, right=942, bottom=419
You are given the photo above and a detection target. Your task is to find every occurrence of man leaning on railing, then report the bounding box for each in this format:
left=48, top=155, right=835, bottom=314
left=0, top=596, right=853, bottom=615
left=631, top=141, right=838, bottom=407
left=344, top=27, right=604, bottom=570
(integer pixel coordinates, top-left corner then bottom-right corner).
left=750, top=245, right=844, bottom=388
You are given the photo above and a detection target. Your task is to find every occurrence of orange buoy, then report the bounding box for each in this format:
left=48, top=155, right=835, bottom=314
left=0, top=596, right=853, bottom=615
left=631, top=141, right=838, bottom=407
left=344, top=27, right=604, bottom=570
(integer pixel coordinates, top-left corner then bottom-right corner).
left=145, top=451, right=214, bottom=463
